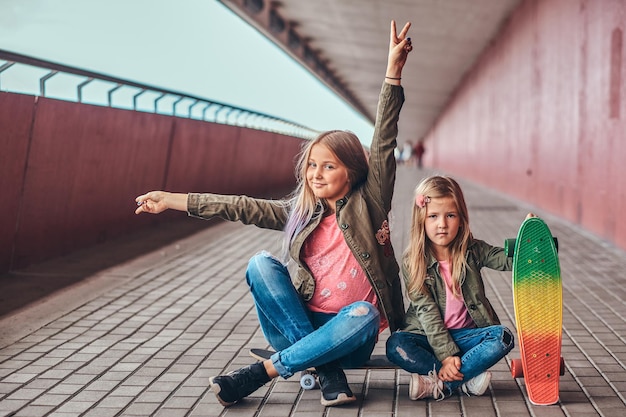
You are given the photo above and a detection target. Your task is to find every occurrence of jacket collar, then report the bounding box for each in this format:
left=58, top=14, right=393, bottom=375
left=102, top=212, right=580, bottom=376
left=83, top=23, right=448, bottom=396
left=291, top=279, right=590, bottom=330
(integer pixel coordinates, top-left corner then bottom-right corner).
left=329, top=189, right=353, bottom=213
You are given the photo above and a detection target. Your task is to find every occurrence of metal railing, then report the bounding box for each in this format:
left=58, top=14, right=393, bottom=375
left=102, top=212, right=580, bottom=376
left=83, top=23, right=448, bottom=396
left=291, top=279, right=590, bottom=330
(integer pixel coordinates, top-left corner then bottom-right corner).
left=0, top=49, right=319, bottom=140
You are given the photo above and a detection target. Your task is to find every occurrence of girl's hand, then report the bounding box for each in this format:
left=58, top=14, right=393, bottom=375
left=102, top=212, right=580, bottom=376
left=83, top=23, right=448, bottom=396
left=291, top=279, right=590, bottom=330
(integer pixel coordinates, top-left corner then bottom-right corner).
left=386, top=20, right=412, bottom=84
left=135, top=191, right=169, bottom=214
left=439, top=356, right=464, bottom=382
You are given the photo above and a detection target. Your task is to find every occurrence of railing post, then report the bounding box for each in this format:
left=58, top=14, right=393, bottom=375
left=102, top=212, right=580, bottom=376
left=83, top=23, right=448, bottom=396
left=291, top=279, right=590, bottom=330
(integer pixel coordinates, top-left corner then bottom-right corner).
left=154, top=93, right=166, bottom=113
left=39, top=70, right=58, bottom=97
left=77, top=77, right=93, bottom=103
left=107, top=84, right=123, bottom=107
left=188, top=99, right=200, bottom=118
left=0, top=61, right=15, bottom=91
left=172, top=96, right=184, bottom=116
left=133, top=89, right=146, bottom=111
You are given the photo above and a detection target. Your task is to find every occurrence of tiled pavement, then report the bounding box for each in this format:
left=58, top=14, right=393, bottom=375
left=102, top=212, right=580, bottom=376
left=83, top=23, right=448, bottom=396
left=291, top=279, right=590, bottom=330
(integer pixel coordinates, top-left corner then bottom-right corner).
left=1, top=165, right=625, bottom=417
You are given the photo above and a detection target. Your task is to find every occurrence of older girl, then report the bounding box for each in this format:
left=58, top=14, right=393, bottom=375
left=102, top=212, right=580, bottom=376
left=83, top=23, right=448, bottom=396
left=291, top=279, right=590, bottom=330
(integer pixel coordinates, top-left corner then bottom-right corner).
left=136, top=20, right=412, bottom=408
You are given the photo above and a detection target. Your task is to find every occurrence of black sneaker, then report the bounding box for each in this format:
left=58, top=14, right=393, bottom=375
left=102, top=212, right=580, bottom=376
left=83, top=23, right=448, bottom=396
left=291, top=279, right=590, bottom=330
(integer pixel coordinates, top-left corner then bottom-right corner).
left=209, top=362, right=270, bottom=407
left=316, top=363, right=356, bottom=406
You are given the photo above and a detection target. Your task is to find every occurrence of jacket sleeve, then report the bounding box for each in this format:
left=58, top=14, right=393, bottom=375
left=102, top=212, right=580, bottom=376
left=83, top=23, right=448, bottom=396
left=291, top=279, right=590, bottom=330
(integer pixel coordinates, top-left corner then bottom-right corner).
left=401, top=263, right=461, bottom=361
left=365, top=83, right=405, bottom=213
left=409, top=289, right=462, bottom=361
left=187, top=193, right=288, bottom=231
left=472, top=239, right=513, bottom=271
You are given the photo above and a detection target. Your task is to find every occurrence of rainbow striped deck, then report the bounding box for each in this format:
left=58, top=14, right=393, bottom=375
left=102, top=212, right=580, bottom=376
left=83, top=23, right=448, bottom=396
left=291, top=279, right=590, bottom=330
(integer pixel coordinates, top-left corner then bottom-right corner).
left=510, top=217, right=562, bottom=405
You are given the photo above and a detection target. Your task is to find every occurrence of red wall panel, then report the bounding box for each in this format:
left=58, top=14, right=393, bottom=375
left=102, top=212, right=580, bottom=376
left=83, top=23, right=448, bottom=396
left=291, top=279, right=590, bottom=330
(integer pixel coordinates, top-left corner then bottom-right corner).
left=165, top=119, right=302, bottom=199
left=228, top=128, right=302, bottom=197
left=0, top=93, right=34, bottom=271
left=12, top=98, right=173, bottom=267
left=165, top=121, right=241, bottom=194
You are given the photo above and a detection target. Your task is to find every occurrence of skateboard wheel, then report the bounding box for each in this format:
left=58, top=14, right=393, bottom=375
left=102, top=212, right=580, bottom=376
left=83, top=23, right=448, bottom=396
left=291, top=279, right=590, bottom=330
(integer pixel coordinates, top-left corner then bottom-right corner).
left=505, top=238, right=516, bottom=257
left=300, top=373, right=317, bottom=390
left=553, top=237, right=559, bottom=252
left=510, top=358, right=524, bottom=378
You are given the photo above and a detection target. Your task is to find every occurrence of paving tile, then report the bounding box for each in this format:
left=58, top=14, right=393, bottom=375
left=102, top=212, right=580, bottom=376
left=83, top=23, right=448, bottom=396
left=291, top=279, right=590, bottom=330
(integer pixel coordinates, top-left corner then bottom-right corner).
left=30, top=393, right=70, bottom=407
left=122, top=402, right=162, bottom=416
left=14, top=405, right=57, bottom=417
left=81, top=408, right=121, bottom=417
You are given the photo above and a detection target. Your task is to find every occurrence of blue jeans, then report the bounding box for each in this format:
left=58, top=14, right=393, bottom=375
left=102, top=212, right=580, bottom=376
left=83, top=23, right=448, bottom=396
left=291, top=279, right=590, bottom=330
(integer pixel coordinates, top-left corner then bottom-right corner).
left=245, top=252, right=380, bottom=379
left=386, top=326, right=514, bottom=391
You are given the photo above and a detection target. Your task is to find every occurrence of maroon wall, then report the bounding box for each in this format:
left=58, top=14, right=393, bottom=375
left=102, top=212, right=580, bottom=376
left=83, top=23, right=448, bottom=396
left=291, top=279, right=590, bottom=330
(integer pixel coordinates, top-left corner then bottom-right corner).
left=165, top=121, right=302, bottom=198
left=0, top=92, right=304, bottom=272
left=0, top=93, right=34, bottom=271
left=423, top=0, right=626, bottom=251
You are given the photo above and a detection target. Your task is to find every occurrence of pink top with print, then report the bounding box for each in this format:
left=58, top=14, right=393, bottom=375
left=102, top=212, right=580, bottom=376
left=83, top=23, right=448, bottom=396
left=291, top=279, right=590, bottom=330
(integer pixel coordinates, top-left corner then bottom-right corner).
left=302, top=214, right=388, bottom=331
left=439, top=260, right=475, bottom=329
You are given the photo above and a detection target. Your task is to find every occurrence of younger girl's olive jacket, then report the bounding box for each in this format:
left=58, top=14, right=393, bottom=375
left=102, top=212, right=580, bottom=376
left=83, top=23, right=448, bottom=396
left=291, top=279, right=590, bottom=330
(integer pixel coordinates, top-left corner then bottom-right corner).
left=186, top=83, right=406, bottom=331
left=400, top=239, right=513, bottom=361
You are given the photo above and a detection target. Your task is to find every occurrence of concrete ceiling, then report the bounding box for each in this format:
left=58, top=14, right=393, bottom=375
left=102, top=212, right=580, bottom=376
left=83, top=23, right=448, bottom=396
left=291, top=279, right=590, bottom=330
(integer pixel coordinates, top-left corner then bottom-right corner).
left=219, top=0, right=521, bottom=142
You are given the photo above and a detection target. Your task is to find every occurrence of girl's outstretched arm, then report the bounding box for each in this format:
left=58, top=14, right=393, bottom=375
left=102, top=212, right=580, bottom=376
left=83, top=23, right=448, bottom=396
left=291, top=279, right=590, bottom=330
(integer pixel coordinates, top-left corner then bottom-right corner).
left=135, top=191, right=188, bottom=214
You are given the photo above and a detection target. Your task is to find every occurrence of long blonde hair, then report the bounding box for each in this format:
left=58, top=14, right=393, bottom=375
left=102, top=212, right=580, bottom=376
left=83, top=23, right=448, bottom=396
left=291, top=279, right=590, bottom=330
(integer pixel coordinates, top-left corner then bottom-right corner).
left=282, top=130, right=368, bottom=258
left=404, top=176, right=472, bottom=300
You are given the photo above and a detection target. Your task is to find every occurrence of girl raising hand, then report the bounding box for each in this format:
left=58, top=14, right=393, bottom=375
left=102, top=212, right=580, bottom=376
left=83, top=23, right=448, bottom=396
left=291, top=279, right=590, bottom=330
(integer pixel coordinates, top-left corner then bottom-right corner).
left=137, top=20, right=412, bottom=408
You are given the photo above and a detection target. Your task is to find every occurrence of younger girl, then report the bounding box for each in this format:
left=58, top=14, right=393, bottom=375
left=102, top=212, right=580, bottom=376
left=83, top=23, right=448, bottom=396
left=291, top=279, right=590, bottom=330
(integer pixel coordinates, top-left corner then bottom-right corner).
left=386, top=175, right=530, bottom=400
left=136, top=21, right=412, bottom=408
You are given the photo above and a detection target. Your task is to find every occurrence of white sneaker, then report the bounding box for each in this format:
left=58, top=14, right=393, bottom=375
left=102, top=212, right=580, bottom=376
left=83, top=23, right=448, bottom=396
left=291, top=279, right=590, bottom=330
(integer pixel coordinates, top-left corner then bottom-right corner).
left=460, top=371, right=492, bottom=396
left=409, top=370, right=445, bottom=401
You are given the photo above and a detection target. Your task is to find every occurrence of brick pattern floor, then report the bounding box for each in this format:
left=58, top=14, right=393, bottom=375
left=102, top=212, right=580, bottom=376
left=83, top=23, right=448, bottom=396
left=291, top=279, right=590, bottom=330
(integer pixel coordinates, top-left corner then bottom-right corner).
left=1, top=165, right=625, bottom=416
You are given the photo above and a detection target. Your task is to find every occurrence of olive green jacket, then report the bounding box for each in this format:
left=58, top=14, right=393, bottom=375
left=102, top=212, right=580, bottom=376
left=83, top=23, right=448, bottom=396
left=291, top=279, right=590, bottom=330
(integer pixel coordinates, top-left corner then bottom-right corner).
left=400, top=239, right=512, bottom=360
left=186, top=82, right=406, bottom=331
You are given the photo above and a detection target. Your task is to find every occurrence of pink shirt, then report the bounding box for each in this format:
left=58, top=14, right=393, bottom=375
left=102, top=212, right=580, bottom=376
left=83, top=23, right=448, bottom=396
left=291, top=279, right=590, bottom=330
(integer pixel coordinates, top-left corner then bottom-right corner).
left=302, top=214, right=388, bottom=331
left=439, top=260, right=475, bottom=329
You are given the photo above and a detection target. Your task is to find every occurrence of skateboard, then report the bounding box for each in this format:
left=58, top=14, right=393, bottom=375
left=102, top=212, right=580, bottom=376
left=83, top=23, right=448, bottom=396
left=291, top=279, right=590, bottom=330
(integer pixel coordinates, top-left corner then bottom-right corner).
left=505, top=217, right=563, bottom=405
left=249, top=348, right=398, bottom=390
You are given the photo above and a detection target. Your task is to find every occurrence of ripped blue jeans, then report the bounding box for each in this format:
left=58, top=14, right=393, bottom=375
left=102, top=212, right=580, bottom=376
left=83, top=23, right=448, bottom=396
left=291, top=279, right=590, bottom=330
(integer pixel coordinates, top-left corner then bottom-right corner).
left=386, top=326, right=514, bottom=391
left=246, top=252, right=380, bottom=379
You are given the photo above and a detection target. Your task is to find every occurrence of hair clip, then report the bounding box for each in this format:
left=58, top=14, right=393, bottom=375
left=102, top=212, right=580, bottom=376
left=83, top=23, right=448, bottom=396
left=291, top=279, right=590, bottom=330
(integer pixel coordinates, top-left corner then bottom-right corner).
left=415, top=194, right=430, bottom=208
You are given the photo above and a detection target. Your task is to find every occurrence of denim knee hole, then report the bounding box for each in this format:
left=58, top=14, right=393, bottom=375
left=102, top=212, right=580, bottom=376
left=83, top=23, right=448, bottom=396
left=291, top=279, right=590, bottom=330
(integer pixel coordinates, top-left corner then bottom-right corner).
left=394, top=346, right=412, bottom=361
left=348, top=305, right=370, bottom=317
left=502, top=328, right=514, bottom=348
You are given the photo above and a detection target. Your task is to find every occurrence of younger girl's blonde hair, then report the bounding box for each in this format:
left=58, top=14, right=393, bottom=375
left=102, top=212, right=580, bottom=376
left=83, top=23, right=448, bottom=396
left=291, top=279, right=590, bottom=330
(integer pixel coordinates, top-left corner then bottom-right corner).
left=404, top=176, right=473, bottom=300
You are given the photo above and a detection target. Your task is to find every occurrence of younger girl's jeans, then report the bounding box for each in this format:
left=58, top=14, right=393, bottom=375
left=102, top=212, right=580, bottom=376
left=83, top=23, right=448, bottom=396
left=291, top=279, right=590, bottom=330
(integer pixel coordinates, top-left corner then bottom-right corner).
left=386, top=326, right=514, bottom=391
left=245, top=252, right=380, bottom=379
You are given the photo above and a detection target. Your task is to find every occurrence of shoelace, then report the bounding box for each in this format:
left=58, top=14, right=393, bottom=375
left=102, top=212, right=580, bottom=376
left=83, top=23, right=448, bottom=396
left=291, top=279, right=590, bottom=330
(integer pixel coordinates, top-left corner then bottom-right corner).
left=426, top=368, right=446, bottom=401
left=227, top=365, right=259, bottom=396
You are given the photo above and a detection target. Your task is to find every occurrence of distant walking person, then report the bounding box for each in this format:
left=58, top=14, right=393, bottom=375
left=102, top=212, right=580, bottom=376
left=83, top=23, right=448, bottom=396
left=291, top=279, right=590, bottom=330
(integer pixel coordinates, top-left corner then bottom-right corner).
left=400, top=140, right=414, bottom=165
left=413, top=140, right=425, bottom=169
left=135, top=20, right=413, bottom=408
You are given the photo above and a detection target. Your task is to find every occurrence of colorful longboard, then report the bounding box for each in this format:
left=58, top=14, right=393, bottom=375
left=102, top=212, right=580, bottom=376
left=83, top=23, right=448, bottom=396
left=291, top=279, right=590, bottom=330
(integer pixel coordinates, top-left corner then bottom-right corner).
left=506, top=217, right=563, bottom=405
